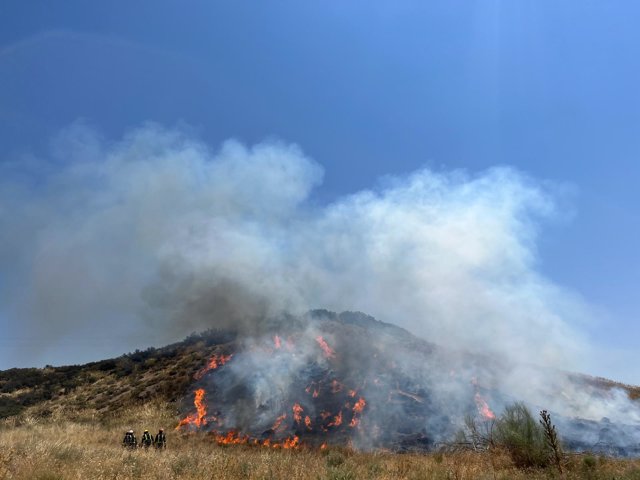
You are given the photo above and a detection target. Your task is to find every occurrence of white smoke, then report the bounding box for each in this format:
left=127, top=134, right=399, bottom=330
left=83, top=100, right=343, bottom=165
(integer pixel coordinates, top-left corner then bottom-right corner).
left=1, top=122, right=588, bottom=373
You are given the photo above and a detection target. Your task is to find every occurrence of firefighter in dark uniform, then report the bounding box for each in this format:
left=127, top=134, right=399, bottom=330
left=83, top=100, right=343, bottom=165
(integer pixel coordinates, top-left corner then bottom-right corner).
left=122, top=430, right=137, bottom=449
left=154, top=428, right=166, bottom=449
left=141, top=429, right=153, bottom=449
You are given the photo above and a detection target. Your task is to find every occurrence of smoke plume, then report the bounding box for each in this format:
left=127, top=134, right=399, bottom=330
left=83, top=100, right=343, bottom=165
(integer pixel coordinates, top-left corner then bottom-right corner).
left=4, top=122, right=640, bottom=451
left=0, top=122, right=588, bottom=369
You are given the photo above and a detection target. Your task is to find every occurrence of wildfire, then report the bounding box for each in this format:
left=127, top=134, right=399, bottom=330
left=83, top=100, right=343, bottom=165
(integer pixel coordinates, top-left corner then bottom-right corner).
left=176, top=331, right=381, bottom=447
left=176, top=388, right=208, bottom=430
left=349, top=397, right=366, bottom=427
left=315, top=336, right=336, bottom=359
left=353, top=397, right=366, bottom=414
left=271, top=413, right=287, bottom=432
left=194, top=353, right=233, bottom=380
left=305, top=382, right=320, bottom=398
left=328, top=410, right=343, bottom=427
left=214, top=430, right=250, bottom=445
left=282, top=435, right=300, bottom=449
left=211, top=431, right=301, bottom=449
left=292, top=403, right=303, bottom=424
left=474, top=392, right=496, bottom=420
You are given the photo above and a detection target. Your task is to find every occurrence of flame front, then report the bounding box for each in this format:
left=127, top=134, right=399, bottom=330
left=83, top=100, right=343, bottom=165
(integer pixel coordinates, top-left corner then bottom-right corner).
left=349, top=397, right=366, bottom=427
left=194, top=353, right=233, bottom=380
left=328, top=410, right=343, bottom=427
left=211, top=431, right=301, bottom=449
left=474, top=392, right=496, bottom=420
left=315, top=336, right=336, bottom=359
left=176, top=329, right=393, bottom=449
left=292, top=403, right=303, bottom=424
left=271, top=413, right=287, bottom=432
left=176, top=388, right=208, bottom=430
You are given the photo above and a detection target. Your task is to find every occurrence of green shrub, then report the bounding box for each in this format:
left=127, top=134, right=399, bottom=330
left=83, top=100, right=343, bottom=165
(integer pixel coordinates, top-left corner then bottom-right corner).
left=583, top=454, right=597, bottom=469
left=493, top=402, right=548, bottom=468
left=458, top=402, right=553, bottom=469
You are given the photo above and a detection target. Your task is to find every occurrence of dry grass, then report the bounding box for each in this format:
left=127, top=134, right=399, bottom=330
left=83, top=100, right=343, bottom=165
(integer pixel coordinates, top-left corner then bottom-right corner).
left=1, top=404, right=640, bottom=480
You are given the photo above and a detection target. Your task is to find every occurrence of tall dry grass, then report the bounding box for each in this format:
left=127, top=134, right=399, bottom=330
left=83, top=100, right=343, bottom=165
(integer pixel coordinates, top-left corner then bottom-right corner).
left=1, top=403, right=640, bottom=479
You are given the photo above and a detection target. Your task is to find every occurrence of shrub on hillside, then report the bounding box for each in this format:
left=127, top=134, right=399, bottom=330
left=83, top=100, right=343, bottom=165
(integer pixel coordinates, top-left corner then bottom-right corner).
left=458, top=402, right=561, bottom=470
left=493, top=403, right=548, bottom=468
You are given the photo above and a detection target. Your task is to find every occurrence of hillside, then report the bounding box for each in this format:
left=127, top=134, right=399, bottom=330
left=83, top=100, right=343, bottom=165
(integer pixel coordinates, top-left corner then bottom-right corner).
left=1, top=310, right=639, bottom=455
left=0, top=329, right=236, bottom=419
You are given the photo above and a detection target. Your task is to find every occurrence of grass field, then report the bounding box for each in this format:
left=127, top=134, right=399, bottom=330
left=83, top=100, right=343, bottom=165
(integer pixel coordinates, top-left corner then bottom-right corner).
left=1, top=403, right=640, bottom=480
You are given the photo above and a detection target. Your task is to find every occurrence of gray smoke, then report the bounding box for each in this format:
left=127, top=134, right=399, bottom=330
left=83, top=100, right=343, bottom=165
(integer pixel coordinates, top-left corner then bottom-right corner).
left=2, top=122, right=638, bottom=441
left=0, top=122, right=585, bottom=365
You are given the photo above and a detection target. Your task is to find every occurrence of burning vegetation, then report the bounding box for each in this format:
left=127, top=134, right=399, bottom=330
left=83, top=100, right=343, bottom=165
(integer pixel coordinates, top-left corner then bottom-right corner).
left=173, top=311, right=640, bottom=456
left=174, top=311, right=510, bottom=452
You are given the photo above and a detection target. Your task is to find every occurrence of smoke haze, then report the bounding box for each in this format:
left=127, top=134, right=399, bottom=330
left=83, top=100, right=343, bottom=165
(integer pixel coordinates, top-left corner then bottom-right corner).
left=1, top=122, right=588, bottom=372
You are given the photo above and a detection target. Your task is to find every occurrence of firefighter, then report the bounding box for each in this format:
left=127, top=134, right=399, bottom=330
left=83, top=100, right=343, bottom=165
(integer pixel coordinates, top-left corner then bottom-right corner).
left=141, top=429, right=153, bottom=449
left=154, top=428, right=166, bottom=449
left=122, top=429, right=137, bottom=449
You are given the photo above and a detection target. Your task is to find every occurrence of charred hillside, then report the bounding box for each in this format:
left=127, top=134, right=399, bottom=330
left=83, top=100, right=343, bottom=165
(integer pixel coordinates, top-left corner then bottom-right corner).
left=2, top=310, right=640, bottom=455
left=169, top=310, right=640, bottom=455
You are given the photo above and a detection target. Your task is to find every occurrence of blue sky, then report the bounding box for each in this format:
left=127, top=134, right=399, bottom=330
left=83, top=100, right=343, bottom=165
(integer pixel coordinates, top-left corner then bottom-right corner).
left=0, top=1, right=638, bottom=382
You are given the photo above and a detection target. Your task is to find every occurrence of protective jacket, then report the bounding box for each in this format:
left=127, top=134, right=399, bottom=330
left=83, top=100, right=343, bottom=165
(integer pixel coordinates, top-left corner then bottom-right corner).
left=122, top=432, right=137, bottom=448
left=154, top=432, right=166, bottom=449
left=141, top=431, right=153, bottom=447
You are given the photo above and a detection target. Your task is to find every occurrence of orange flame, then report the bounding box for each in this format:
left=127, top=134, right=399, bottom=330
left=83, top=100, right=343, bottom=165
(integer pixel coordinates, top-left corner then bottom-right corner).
left=210, top=431, right=301, bottom=449
left=274, top=335, right=281, bottom=349
left=349, top=397, right=366, bottom=427
left=353, top=397, right=366, bottom=414
left=315, top=336, right=336, bottom=359
left=474, top=393, right=496, bottom=420
left=175, top=388, right=208, bottom=430
left=282, top=435, right=300, bottom=449
left=214, top=430, right=249, bottom=445
left=292, top=403, right=303, bottom=424
left=304, top=415, right=312, bottom=430
left=194, top=388, right=207, bottom=426
left=176, top=415, right=196, bottom=430
left=306, top=383, right=321, bottom=398
left=194, top=353, right=233, bottom=379
left=271, top=413, right=287, bottom=432
left=348, top=389, right=357, bottom=398
left=328, top=410, right=343, bottom=427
